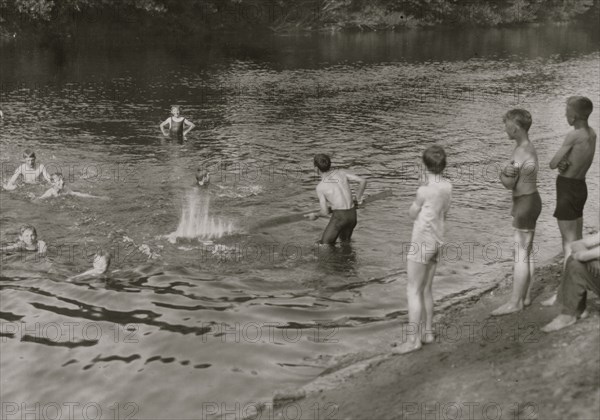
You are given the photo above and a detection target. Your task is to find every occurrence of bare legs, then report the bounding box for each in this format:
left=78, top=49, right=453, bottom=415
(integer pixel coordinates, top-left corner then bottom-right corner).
left=394, top=259, right=437, bottom=354
left=542, top=218, right=582, bottom=306
left=492, top=229, right=535, bottom=316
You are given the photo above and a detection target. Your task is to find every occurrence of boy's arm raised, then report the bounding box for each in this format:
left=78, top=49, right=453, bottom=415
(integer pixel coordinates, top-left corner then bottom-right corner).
left=345, top=172, right=367, bottom=203
left=183, top=119, right=195, bottom=135
left=159, top=118, right=170, bottom=136
left=40, top=164, right=52, bottom=183
left=549, top=133, right=576, bottom=169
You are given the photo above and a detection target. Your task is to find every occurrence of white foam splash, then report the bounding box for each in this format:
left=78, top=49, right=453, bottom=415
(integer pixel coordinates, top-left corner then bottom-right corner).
left=167, top=191, right=234, bottom=242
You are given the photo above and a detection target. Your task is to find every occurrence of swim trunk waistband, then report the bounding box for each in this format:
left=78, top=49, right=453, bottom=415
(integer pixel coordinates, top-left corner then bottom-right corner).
left=554, top=176, right=587, bottom=221
left=512, top=191, right=542, bottom=231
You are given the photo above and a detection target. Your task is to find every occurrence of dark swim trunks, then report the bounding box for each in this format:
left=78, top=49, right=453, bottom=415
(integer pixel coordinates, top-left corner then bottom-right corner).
left=320, top=207, right=357, bottom=245
left=512, top=191, right=542, bottom=231
left=553, top=175, right=588, bottom=220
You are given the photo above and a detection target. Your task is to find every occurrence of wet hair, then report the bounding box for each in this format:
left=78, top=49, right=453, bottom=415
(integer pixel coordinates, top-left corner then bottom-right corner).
left=195, top=169, right=209, bottom=181
left=22, top=149, right=36, bottom=159
left=313, top=154, right=331, bottom=172
left=20, top=224, right=37, bottom=235
left=51, top=172, right=64, bottom=181
left=422, top=145, right=447, bottom=174
left=503, top=109, right=532, bottom=132
left=567, top=96, right=593, bottom=121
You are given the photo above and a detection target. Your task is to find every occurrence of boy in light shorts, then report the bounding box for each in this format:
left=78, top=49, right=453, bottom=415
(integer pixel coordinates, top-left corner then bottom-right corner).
left=394, top=145, right=452, bottom=354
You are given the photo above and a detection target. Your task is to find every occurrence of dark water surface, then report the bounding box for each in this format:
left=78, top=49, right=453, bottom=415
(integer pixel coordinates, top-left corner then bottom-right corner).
left=1, top=25, right=599, bottom=418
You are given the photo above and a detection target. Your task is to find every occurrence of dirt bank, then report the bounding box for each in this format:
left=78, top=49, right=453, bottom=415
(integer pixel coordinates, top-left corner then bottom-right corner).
left=270, top=258, right=600, bottom=420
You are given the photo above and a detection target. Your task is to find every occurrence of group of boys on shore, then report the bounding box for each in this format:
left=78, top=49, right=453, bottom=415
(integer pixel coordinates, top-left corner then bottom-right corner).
left=2, top=98, right=598, bottom=350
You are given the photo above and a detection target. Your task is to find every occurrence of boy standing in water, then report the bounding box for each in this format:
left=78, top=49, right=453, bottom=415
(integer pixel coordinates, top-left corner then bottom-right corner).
left=306, top=154, right=367, bottom=245
left=492, top=109, right=542, bottom=316
left=4, top=149, right=51, bottom=190
left=543, top=97, right=596, bottom=306
left=394, top=146, right=452, bottom=354
left=2, top=225, right=47, bottom=255
left=160, top=105, right=195, bottom=141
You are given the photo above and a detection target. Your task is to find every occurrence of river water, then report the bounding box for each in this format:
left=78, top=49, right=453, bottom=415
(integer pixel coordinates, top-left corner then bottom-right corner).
left=1, top=24, right=599, bottom=419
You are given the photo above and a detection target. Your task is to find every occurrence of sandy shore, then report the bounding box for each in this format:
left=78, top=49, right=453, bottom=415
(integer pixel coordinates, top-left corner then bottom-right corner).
left=268, top=257, right=600, bottom=420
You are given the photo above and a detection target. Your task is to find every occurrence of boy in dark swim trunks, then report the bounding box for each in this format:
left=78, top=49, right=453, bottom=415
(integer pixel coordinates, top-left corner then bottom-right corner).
left=492, top=109, right=542, bottom=316
left=160, top=105, right=195, bottom=141
left=542, top=96, right=596, bottom=307
left=306, top=154, right=367, bottom=245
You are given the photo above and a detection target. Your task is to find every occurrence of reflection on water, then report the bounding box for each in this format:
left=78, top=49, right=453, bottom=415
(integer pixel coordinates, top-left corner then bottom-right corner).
left=1, top=24, right=599, bottom=419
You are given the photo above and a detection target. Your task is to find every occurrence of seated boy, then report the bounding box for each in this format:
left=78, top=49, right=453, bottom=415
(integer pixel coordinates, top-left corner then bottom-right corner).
left=542, top=233, right=599, bottom=332
left=4, top=149, right=51, bottom=190
left=492, top=109, right=542, bottom=316
left=306, top=154, right=367, bottom=245
left=37, top=173, right=105, bottom=200
left=2, top=225, right=47, bottom=255
left=68, top=250, right=111, bottom=281
left=543, top=96, right=596, bottom=306
left=394, top=145, right=452, bottom=354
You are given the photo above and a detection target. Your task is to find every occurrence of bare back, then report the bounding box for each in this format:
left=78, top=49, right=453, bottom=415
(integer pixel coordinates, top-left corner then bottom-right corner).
left=317, top=170, right=353, bottom=210
left=561, top=127, right=597, bottom=179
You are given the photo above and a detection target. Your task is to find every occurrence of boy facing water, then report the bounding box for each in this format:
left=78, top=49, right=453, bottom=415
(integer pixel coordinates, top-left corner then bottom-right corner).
left=160, top=106, right=195, bottom=141
left=4, top=149, right=51, bottom=190
left=393, top=146, right=452, bottom=354
left=543, top=96, right=596, bottom=306
left=492, top=109, right=541, bottom=316
left=306, top=154, right=367, bottom=245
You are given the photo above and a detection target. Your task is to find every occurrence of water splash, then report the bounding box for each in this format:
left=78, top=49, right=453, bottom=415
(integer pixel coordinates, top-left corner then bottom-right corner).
left=167, top=191, right=234, bottom=242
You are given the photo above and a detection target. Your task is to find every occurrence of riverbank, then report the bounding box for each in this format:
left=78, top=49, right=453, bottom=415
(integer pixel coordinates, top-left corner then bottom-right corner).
left=270, top=257, right=600, bottom=420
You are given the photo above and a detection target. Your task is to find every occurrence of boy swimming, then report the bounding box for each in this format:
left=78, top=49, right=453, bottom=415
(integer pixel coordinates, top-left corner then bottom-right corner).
left=393, top=145, right=452, bottom=354
left=68, top=250, right=111, bottom=281
left=160, top=105, right=195, bottom=141
left=306, top=154, right=367, bottom=245
left=2, top=225, right=47, bottom=255
left=195, top=169, right=210, bottom=188
left=492, top=109, right=542, bottom=316
left=3, top=149, right=51, bottom=190
left=543, top=96, right=596, bottom=306
left=37, top=173, right=105, bottom=200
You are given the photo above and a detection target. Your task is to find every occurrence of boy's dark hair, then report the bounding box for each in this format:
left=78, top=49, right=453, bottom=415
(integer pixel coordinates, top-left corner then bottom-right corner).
left=22, top=149, right=36, bottom=158
left=503, top=109, right=532, bottom=132
left=314, top=154, right=331, bottom=172
left=20, top=224, right=37, bottom=235
left=422, top=145, right=447, bottom=174
left=567, top=96, right=593, bottom=120
left=51, top=172, right=63, bottom=179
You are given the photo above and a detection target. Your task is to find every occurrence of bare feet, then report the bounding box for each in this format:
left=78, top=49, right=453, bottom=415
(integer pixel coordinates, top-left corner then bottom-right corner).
left=524, top=297, right=532, bottom=307
left=541, top=293, right=557, bottom=307
left=491, top=301, right=523, bottom=316
left=579, top=309, right=589, bottom=320
left=392, top=339, right=422, bottom=354
left=421, top=330, right=436, bottom=344
left=541, top=314, right=577, bottom=332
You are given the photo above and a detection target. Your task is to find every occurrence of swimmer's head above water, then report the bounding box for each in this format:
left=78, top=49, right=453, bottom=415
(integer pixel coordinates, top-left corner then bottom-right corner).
left=19, top=224, right=38, bottom=247
left=195, top=170, right=210, bottom=187
left=50, top=173, right=65, bottom=192
left=22, top=149, right=36, bottom=168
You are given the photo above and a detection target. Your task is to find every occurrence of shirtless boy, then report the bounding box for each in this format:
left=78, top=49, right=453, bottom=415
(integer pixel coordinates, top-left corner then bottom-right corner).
left=37, top=173, right=105, bottom=200
left=393, top=145, right=452, bottom=354
left=4, top=149, right=51, bottom=190
left=160, top=105, right=195, bottom=141
left=2, top=225, right=47, bottom=255
left=492, top=109, right=542, bottom=316
left=306, top=154, right=367, bottom=245
left=543, top=96, right=596, bottom=306
left=68, top=250, right=111, bottom=281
